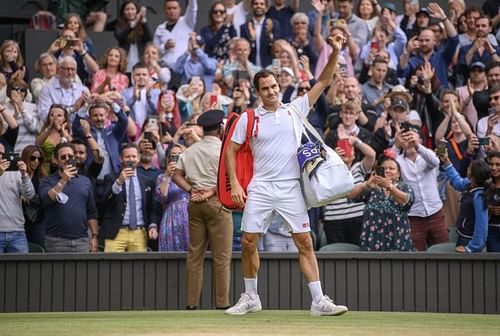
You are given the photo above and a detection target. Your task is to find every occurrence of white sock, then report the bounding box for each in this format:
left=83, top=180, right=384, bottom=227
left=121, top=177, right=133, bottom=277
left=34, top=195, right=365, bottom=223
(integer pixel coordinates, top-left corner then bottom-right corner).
left=244, top=277, right=258, bottom=299
left=308, top=281, right=323, bottom=303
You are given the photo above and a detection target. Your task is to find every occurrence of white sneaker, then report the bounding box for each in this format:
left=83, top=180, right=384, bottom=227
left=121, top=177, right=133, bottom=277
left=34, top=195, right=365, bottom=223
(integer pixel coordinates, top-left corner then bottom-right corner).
left=310, top=295, right=348, bottom=316
left=225, top=293, right=262, bottom=315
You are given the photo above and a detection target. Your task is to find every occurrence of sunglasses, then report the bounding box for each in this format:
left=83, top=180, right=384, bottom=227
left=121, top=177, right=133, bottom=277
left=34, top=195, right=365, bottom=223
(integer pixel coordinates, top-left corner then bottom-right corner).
left=212, top=10, right=226, bottom=15
left=298, top=87, right=311, bottom=92
left=59, top=154, right=74, bottom=161
left=30, top=156, right=42, bottom=162
left=11, top=87, right=27, bottom=93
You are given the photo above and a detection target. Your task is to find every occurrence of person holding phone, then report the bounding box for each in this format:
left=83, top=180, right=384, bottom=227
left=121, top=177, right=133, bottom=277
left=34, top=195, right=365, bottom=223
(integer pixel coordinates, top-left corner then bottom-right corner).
left=100, top=143, right=160, bottom=252
left=155, top=144, right=190, bottom=251
left=39, top=143, right=99, bottom=253
left=349, top=151, right=415, bottom=251
left=0, top=40, right=29, bottom=83
left=0, top=143, right=35, bottom=254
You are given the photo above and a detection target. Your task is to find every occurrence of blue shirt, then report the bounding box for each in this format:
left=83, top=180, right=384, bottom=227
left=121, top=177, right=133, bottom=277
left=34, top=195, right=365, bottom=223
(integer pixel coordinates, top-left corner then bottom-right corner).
left=172, top=49, right=218, bottom=88
left=39, top=173, right=98, bottom=239
left=398, top=35, right=459, bottom=88
left=458, top=43, right=500, bottom=68
left=444, top=164, right=488, bottom=252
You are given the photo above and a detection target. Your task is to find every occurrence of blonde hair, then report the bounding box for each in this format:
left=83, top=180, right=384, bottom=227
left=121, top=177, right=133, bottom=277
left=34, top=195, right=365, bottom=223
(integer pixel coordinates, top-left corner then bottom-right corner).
left=101, top=47, right=128, bottom=73
left=0, top=40, right=24, bottom=68
left=64, top=14, right=87, bottom=41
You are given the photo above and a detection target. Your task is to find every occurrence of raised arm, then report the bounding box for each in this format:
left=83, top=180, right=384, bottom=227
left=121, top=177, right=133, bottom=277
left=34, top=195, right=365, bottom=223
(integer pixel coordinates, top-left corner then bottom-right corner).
left=311, top=0, right=326, bottom=54
left=307, top=34, right=343, bottom=109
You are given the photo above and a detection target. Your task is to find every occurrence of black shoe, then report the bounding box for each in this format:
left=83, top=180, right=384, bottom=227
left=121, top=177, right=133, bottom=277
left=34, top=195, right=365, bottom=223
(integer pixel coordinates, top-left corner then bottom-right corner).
left=216, top=306, right=231, bottom=310
left=186, top=305, right=198, bottom=310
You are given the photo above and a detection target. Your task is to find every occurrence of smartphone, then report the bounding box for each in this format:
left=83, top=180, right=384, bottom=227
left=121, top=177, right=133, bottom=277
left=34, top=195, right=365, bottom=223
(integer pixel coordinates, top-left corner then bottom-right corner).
left=170, top=154, right=180, bottom=163
left=272, top=58, right=281, bottom=69
left=125, top=161, right=134, bottom=169
left=210, top=94, right=218, bottom=106
left=147, top=117, right=158, bottom=128
left=186, top=122, right=197, bottom=127
left=488, top=107, right=497, bottom=115
left=337, top=139, right=353, bottom=157
left=5, top=153, right=19, bottom=171
left=67, top=158, right=77, bottom=168
left=479, top=137, right=490, bottom=146
left=400, top=122, right=412, bottom=133
left=436, top=139, right=448, bottom=155
left=375, top=166, right=385, bottom=177
left=370, top=41, right=379, bottom=50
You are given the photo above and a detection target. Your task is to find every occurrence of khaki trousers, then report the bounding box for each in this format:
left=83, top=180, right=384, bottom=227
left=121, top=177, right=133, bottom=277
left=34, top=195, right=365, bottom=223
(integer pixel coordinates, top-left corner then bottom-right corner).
left=186, top=197, right=233, bottom=308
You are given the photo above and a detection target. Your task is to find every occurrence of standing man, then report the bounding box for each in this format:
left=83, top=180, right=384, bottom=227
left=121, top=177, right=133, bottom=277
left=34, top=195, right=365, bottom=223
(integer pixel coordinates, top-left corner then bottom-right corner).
left=100, top=144, right=159, bottom=252
left=173, top=109, right=233, bottom=310
left=0, top=143, right=35, bottom=253
left=39, top=143, right=99, bottom=252
left=225, top=34, right=348, bottom=316
left=153, top=0, right=198, bottom=69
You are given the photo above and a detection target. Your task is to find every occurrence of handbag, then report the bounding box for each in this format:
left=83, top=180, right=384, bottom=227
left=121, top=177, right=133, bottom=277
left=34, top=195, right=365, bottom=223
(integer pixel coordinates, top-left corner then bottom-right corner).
left=23, top=195, right=43, bottom=224
left=291, top=109, right=354, bottom=209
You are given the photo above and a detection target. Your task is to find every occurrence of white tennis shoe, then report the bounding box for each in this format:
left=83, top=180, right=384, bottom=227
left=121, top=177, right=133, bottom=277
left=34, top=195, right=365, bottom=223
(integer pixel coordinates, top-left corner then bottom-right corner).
left=310, top=295, right=348, bottom=316
left=225, top=293, right=262, bottom=315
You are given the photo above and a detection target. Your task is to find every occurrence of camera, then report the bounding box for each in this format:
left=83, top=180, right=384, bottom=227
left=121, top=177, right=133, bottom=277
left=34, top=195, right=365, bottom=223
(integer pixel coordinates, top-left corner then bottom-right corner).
left=5, top=152, right=19, bottom=171
left=417, top=76, right=426, bottom=86
left=375, top=166, right=385, bottom=177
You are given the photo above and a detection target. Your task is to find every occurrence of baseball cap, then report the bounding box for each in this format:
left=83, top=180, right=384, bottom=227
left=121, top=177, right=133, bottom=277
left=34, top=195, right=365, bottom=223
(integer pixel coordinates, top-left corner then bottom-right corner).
left=469, top=61, right=485, bottom=70
left=417, top=8, right=430, bottom=17
left=382, top=3, right=397, bottom=13
left=280, top=67, right=294, bottom=77
left=391, top=97, right=409, bottom=111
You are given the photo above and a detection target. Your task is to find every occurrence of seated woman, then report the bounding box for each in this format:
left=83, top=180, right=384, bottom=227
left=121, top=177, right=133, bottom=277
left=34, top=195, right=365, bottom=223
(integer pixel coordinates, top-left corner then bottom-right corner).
left=439, top=151, right=490, bottom=253
left=115, top=1, right=153, bottom=73
left=31, top=53, right=57, bottom=103
left=91, top=47, right=129, bottom=94
left=0, top=40, right=30, bottom=84
left=155, top=144, right=190, bottom=251
left=4, top=78, right=39, bottom=153
left=351, top=151, right=415, bottom=251
left=35, top=104, right=72, bottom=175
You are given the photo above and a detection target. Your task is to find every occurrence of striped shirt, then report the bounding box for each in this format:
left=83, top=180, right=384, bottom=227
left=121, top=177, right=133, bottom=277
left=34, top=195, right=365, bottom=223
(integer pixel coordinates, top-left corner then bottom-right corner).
left=323, top=161, right=369, bottom=221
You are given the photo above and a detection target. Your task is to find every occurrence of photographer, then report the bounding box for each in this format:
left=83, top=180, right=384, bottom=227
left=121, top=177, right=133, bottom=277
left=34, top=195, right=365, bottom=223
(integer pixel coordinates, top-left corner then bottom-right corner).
left=0, top=143, right=35, bottom=253
left=39, top=143, right=98, bottom=253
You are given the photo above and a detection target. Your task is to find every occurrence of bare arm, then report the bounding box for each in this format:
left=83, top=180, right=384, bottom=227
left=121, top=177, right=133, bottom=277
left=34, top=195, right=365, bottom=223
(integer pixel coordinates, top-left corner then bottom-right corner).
left=311, top=0, right=325, bottom=53
left=225, top=141, right=245, bottom=207
left=307, top=35, right=343, bottom=109
left=290, top=0, right=299, bottom=12
left=172, top=168, right=192, bottom=193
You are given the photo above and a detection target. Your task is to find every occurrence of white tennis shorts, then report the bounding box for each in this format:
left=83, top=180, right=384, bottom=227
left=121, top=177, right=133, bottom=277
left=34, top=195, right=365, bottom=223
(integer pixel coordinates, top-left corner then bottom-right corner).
left=241, top=180, right=310, bottom=234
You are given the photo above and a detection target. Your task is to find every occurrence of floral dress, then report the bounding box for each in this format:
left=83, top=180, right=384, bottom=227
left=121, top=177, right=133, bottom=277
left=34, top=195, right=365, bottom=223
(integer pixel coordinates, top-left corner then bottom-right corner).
left=155, top=174, right=190, bottom=251
left=358, top=182, right=415, bottom=251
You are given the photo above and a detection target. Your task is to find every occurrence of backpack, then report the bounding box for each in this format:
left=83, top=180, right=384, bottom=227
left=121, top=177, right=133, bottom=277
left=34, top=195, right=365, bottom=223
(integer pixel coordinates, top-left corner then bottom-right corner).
left=217, top=109, right=255, bottom=209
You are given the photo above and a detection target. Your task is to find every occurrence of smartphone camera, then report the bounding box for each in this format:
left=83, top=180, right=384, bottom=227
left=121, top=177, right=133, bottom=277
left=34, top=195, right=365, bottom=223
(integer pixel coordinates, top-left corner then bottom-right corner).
left=125, top=161, right=134, bottom=169
left=417, top=76, right=426, bottom=86
left=436, top=139, right=447, bottom=155
left=488, top=107, right=497, bottom=115
left=67, top=158, right=77, bottom=168
left=478, top=137, right=490, bottom=146
left=6, top=153, right=20, bottom=171
left=375, top=166, right=385, bottom=177
left=170, top=154, right=180, bottom=163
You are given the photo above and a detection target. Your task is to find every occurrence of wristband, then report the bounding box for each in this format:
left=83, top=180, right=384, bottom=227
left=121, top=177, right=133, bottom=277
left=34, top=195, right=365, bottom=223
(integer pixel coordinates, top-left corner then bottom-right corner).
left=80, top=50, right=88, bottom=57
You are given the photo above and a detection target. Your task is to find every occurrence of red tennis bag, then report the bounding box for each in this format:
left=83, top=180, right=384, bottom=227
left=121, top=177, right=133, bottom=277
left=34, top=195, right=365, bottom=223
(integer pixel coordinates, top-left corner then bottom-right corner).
left=217, top=109, right=255, bottom=209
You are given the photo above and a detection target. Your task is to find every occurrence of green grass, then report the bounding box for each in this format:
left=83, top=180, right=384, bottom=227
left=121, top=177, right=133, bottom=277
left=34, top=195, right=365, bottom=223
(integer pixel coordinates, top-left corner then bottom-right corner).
left=0, top=311, right=499, bottom=336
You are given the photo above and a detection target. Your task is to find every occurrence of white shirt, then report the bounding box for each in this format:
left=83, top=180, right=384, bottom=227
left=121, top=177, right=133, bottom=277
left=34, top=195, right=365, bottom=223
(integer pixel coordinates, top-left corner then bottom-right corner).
left=227, top=2, right=248, bottom=37
left=132, top=89, right=148, bottom=127
left=253, top=17, right=264, bottom=67
left=153, top=0, right=198, bottom=68
left=231, top=95, right=309, bottom=182
left=477, top=115, right=500, bottom=138
left=396, top=146, right=442, bottom=217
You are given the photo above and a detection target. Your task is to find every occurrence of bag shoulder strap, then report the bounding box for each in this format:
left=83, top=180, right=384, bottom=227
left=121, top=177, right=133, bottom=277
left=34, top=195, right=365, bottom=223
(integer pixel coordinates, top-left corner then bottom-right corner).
left=289, top=106, right=325, bottom=145
left=245, top=109, right=255, bottom=142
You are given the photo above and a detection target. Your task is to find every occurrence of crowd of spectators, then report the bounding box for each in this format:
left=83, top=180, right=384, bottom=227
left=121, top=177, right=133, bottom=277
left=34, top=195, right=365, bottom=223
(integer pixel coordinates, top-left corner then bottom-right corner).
left=0, top=0, right=500, bottom=254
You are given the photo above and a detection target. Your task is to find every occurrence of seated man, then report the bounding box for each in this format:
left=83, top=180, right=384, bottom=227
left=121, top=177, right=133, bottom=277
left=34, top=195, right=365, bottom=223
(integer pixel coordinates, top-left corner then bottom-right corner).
left=100, top=144, right=159, bottom=252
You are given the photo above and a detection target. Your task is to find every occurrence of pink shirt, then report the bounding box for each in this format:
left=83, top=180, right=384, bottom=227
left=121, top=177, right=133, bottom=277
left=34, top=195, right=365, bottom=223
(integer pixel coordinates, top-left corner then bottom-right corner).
left=456, top=86, right=478, bottom=131
left=314, top=44, right=354, bottom=79
left=91, top=70, right=130, bottom=94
